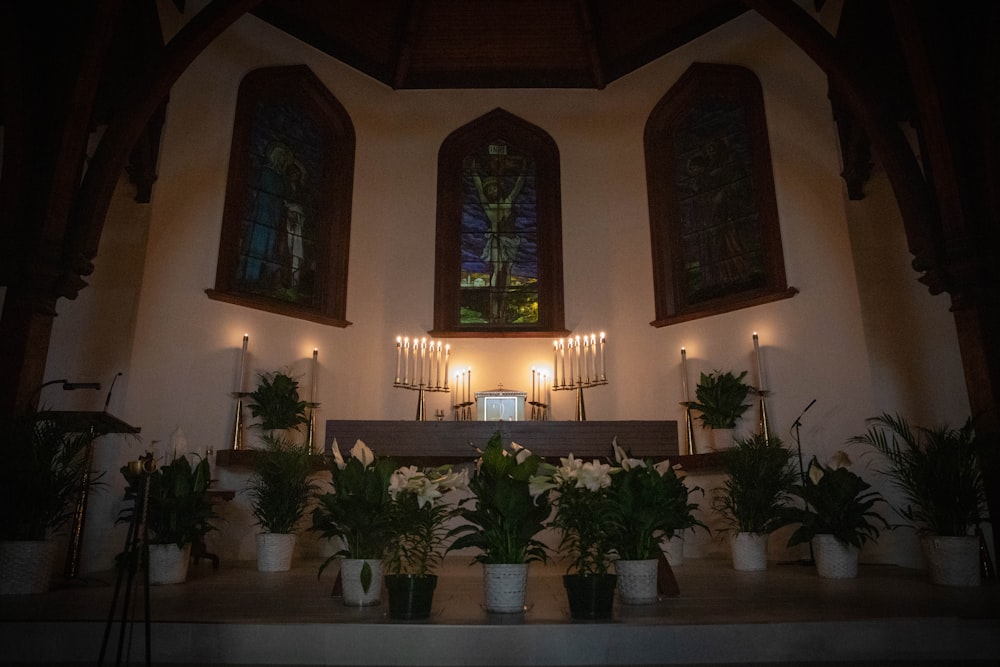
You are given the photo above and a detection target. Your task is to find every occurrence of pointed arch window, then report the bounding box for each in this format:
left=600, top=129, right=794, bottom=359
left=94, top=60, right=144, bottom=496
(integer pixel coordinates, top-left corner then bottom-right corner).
left=207, top=65, right=355, bottom=326
left=645, top=63, right=796, bottom=326
left=432, top=108, right=565, bottom=336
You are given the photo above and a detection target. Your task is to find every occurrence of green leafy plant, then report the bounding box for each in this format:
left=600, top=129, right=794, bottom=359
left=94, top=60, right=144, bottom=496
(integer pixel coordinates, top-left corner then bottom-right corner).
left=684, top=369, right=753, bottom=429
left=383, top=465, right=468, bottom=577
left=311, top=439, right=398, bottom=581
left=610, top=439, right=706, bottom=560
left=713, top=434, right=798, bottom=534
left=120, top=453, right=217, bottom=548
left=247, top=371, right=309, bottom=431
left=534, top=455, right=620, bottom=576
left=448, top=430, right=553, bottom=564
left=781, top=454, right=888, bottom=549
left=0, top=412, right=102, bottom=541
left=247, top=434, right=317, bottom=534
left=849, top=413, right=987, bottom=536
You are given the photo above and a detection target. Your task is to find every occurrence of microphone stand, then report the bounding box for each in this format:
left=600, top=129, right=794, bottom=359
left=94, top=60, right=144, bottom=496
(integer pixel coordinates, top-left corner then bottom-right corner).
left=791, top=399, right=816, bottom=566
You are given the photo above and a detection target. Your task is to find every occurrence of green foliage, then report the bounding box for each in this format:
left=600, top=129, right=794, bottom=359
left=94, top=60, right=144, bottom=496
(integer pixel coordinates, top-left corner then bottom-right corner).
left=121, top=454, right=217, bottom=548
left=247, top=371, right=309, bottom=431
left=684, top=369, right=753, bottom=429
left=782, top=456, right=888, bottom=549
left=544, top=462, right=619, bottom=576
left=610, top=446, right=706, bottom=560
left=310, top=443, right=398, bottom=576
left=383, top=466, right=466, bottom=577
left=246, top=434, right=317, bottom=534
left=849, top=413, right=987, bottom=536
left=448, top=431, right=553, bottom=564
left=0, top=413, right=102, bottom=541
left=713, top=434, right=798, bottom=534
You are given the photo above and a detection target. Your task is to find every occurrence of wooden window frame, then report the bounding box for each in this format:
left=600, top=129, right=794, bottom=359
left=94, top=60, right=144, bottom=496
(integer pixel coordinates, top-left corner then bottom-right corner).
left=431, top=108, right=566, bottom=337
left=645, top=63, right=796, bottom=327
left=207, top=65, right=355, bottom=327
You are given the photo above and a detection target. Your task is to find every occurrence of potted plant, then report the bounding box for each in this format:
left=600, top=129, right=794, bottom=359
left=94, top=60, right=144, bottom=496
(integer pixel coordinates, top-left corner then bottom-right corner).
left=120, top=452, right=217, bottom=585
left=311, top=439, right=397, bottom=606
left=713, top=433, right=798, bottom=571
left=533, top=454, right=620, bottom=619
left=245, top=370, right=315, bottom=572
left=781, top=453, right=888, bottom=578
left=448, top=430, right=553, bottom=613
left=850, top=413, right=988, bottom=586
left=683, top=369, right=753, bottom=450
left=382, top=464, right=468, bottom=619
left=246, top=435, right=317, bottom=572
left=0, top=412, right=102, bottom=594
left=609, top=439, right=706, bottom=604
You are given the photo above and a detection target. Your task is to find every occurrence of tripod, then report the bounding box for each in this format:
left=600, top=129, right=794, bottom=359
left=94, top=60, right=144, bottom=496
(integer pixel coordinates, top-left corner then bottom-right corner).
left=99, top=455, right=155, bottom=667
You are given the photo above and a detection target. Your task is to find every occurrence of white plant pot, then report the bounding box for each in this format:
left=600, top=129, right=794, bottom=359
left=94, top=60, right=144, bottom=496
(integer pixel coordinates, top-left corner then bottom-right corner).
left=0, top=540, right=61, bottom=595
left=730, top=532, right=768, bottom=571
left=256, top=533, right=296, bottom=572
left=920, top=535, right=981, bottom=587
left=147, top=543, right=191, bottom=585
left=482, top=563, right=529, bottom=613
left=615, top=558, right=659, bottom=604
left=812, top=534, right=859, bottom=578
left=662, top=534, right=684, bottom=566
left=339, top=558, right=383, bottom=606
left=709, top=428, right=735, bottom=451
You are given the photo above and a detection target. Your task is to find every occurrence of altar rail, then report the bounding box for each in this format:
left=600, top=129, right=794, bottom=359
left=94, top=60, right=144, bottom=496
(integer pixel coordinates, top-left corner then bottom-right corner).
left=322, top=420, right=678, bottom=465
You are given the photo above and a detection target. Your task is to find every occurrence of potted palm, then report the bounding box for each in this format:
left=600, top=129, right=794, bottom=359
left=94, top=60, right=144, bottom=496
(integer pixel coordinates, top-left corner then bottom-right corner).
left=448, top=430, right=553, bottom=613
left=311, top=439, right=397, bottom=606
left=533, top=455, right=620, bottom=619
left=713, top=433, right=798, bottom=571
left=609, top=439, right=706, bottom=604
left=781, top=453, right=888, bottom=578
left=120, top=452, right=217, bottom=584
left=684, top=370, right=753, bottom=450
left=0, top=412, right=101, bottom=594
left=383, top=464, right=468, bottom=619
left=245, top=370, right=315, bottom=572
left=850, top=413, right=988, bottom=586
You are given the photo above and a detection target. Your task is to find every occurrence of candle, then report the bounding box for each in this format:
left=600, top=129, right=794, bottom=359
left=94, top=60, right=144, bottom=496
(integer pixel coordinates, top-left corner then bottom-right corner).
left=599, top=332, right=606, bottom=380
left=575, top=335, right=582, bottom=383
left=531, top=368, right=537, bottom=402
left=753, top=332, right=765, bottom=389
left=582, top=336, right=591, bottom=383
left=395, top=337, right=402, bottom=383
left=553, top=341, right=559, bottom=388
left=455, top=372, right=461, bottom=404
left=444, top=345, right=450, bottom=388
left=311, top=348, right=319, bottom=402
left=681, top=347, right=689, bottom=401
left=237, top=333, right=248, bottom=393
left=560, top=339, right=566, bottom=387
left=403, top=338, right=410, bottom=384
left=467, top=368, right=472, bottom=404
left=420, top=337, right=427, bottom=386
left=590, top=334, right=598, bottom=381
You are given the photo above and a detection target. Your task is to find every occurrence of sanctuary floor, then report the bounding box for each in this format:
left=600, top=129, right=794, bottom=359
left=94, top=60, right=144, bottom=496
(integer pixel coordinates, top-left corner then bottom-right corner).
left=1, top=556, right=997, bottom=666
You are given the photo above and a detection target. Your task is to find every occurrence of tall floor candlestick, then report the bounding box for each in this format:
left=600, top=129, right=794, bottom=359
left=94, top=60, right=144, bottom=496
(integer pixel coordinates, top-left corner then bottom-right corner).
left=753, top=332, right=771, bottom=442
left=230, top=334, right=249, bottom=451
left=680, top=346, right=695, bottom=455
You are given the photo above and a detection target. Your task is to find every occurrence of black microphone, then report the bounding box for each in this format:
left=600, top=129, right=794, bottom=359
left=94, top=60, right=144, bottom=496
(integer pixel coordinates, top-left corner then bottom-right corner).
left=104, top=372, right=123, bottom=411
left=62, top=381, right=102, bottom=391
left=791, top=399, right=816, bottom=428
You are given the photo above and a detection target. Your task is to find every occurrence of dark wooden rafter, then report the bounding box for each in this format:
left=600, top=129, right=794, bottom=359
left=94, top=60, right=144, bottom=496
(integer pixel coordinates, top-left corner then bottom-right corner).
left=391, top=0, right=425, bottom=90
left=576, top=0, right=607, bottom=90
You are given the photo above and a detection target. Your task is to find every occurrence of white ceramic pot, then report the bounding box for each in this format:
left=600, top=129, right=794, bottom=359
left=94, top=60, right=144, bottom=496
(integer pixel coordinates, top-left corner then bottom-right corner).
left=147, top=543, right=191, bottom=585
left=730, top=532, right=768, bottom=571
left=0, top=540, right=61, bottom=595
left=920, top=535, right=981, bottom=587
left=256, top=533, right=296, bottom=572
left=339, top=558, right=383, bottom=606
left=709, top=428, right=735, bottom=451
left=812, top=534, right=859, bottom=578
left=615, top=558, right=659, bottom=604
left=482, top=563, right=529, bottom=613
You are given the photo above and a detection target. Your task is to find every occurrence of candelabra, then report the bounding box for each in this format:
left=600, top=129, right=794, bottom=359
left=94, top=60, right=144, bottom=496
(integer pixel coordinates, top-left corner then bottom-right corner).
left=528, top=368, right=549, bottom=420
left=393, top=337, right=452, bottom=421
left=552, top=332, right=608, bottom=421
left=394, top=380, right=449, bottom=421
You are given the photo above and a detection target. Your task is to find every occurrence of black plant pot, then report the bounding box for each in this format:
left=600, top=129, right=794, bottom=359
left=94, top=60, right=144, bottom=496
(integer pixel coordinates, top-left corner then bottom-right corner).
left=563, top=573, right=616, bottom=620
left=385, top=574, right=437, bottom=620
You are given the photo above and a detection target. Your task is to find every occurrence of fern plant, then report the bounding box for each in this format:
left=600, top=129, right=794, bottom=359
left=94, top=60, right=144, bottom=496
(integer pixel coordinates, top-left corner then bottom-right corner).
left=714, top=434, right=798, bottom=534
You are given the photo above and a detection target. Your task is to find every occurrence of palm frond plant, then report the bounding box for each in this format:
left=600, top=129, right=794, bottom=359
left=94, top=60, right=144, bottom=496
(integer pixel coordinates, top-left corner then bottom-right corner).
left=849, top=413, right=987, bottom=536
left=247, top=434, right=317, bottom=535
left=713, top=434, right=798, bottom=535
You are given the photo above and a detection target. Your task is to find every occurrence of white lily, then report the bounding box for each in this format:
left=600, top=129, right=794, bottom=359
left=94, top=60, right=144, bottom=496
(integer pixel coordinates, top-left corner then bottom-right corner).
left=577, top=459, right=613, bottom=491
left=388, top=465, right=421, bottom=499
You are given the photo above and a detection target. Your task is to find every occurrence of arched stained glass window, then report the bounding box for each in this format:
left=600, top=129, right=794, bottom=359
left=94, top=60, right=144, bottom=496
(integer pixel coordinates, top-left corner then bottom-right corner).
left=433, top=109, right=565, bottom=336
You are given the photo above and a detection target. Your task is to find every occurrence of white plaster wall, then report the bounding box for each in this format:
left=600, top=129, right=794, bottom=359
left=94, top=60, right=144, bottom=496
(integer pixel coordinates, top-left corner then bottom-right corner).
left=43, top=6, right=973, bottom=572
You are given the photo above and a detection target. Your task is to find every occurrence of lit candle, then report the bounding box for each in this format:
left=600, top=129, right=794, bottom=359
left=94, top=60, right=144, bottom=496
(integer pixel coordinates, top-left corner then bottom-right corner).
left=467, top=368, right=472, bottom=404
left=237, top=333, right=248, bottom=393
left=420, top=337, right=427, bottom=386
left=311, top=348, right=319, bottom=403
left=403, top=338, right=410, bottom=385
left=553, top=341, right=559, bottom=388
left=575, top=335, right=582, bottom=384
left=599, top=332, right=606, bottom=380
left=444, top=345, right=450, bottom=389
left=560, top=339, right=566, bottom=387
left=435, top=342, right=442, bottom=388
left=582, top=336, right=591, bottom=383
left=753, top=332, right=765, bottom=390
left=590, top=334, right=598, bottom=381
left=395, top=337, right=402, bottom=384
left=531, top=368, right=537, bottom=402
left=681, top=347, right=689, bottom=401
